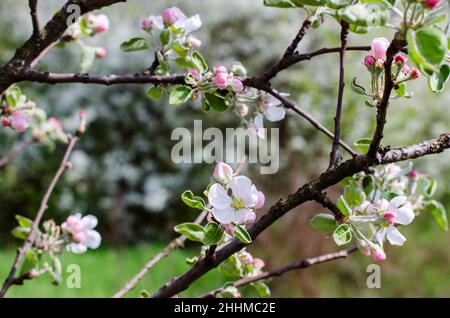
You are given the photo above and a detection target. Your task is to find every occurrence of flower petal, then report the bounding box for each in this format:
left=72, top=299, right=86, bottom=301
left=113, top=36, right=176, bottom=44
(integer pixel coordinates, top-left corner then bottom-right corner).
left=67, top=243, right=87, bottom=254
left=85, top=230, right=102, bottom=249
left=386, top=226, right=406, bottom=246
left=265, top=106, right=286, bottom=122
left=208, top=183, right=232, bottom=209
left=396, top=203, right=415, bottom=225
left=212, top=207, right=249, bottom=224
left=174, top=15, right=202, bottom=33
left=389, top=196, right=407, bottom=209
left=81, top=215, right=98, bottom=230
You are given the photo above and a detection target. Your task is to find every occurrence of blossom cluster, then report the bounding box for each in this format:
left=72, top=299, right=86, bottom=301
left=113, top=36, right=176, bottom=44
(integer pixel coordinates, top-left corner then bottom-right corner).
left=11, top=213, right=101, bottom=284
left=311, top=163, right=447, bottom=262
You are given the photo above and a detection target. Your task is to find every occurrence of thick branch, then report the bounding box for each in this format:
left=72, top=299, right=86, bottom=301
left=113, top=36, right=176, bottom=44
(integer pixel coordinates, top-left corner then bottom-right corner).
left=0, top=121, right=84, bottom=298
left=202, top=246, right=357, bottom=297
left=28, top=0, right=40, bottom=37
left=0, top=0, right=127, bottom=94
left=329, top=21, right=349, bottom=168
left=151, top=132, right=450, bottom=298
left=367, top=35, right=407, bottom=158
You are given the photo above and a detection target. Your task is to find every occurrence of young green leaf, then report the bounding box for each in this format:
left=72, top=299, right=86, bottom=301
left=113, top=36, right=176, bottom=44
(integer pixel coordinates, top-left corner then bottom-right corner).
left=407, top=28, right=447, bottom=74
left=339, top=3, right=388, bottom=27
left=174, top=223, right=205, bottom=242
left=234, top=224, right=252, bottom=244
left=203, top=222, right=224, bottom=245
left=120, top=37, right=150, bottom=52
left=192, top=51, right=208, bottom=74
left=353, top=138, right=372, bottom=154
left=203, top=93, right=227, bottom=112
left=351, top=77, right=369, bottom=96
left=424, top=200, right=448, bottom=231
left=336, top=196, right=352, bottom=217
left=15, top=214, right=32, bottom=228
left=169, top=86, right=193, bottom=105
left=344, top=180, right=366, bottom=207
left=146, top=86, right=163, bottom=100
left=181, top=190, right=206, bottom=210
left=429, top=64, right=450, bottom=93
left=310, top=213, right=338, bottom=232
left=333, top=224, right=352, bottom=246
left=252, top=282, right=271, bottom=298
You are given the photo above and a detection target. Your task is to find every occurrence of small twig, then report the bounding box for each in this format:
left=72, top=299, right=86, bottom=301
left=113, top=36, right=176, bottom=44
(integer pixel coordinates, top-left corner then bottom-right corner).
left=313, top=191, right=345, bottom=222
left=0, top=114, right=86, bottom=298
left=329, top=21, right=349, bottom=169
left=0, top=137, right=34, bottom=169
left=28, top=0, right=40, bottom=37
left=202, top=246, right=358, bottom=297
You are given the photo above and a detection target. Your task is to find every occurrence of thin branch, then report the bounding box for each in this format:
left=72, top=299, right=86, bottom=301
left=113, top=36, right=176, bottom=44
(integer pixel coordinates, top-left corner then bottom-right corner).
left=0, top=117, right=85, bottom=298
left=367, top=35, right=407, bottom=159
left=313, top=191, right=345, bottom=222
left=0, top=138, right=34, bottom=169
left=150, top=132, right=450, bottom=298
left=262, top=87, right=357, bottom=157
left=329, top=21, right=349, bottom=168
left=202, top=246, right=358, bottom=297
left=28, top=0, right=40, bottom=37
left=17, top=70, right=185, bottom=86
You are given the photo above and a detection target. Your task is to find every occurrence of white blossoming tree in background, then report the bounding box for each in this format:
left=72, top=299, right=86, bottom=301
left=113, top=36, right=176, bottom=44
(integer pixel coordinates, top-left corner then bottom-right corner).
left=0, top=0, right=449, bottom=298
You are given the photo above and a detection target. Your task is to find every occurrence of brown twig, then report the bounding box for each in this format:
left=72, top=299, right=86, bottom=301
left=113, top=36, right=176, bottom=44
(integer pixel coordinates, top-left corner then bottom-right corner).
left=0, top=116, right=85, bottom=298
left=202, top=246, right=358, bottom=297
left=28, top=0, right=40, bottom=37
left=329, top=21, right=349, bottom=168
left=313, top=191, right=345, bottom=222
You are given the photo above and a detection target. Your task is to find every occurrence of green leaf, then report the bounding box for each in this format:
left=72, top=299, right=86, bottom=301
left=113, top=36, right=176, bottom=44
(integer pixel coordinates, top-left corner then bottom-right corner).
left=160, top=29, right=172, bottom=46
left=234, top=224, right=252, bottom=244
left=219, top=255, right=243, bottom=277
left=429, top=64, right=450, bottom=93
left=203, top=222, right=224, bottom=245
left=174, top=223, right=205, bottom=242
left=333, top=224, right=352, bottom=246
left=15, top=214, right=32, bottom=228
left=362, top=175, right=376, bottom=196
left=395, top=82, right=406, bottom=97
left=120, top=37, right=150, bottom=52
left=181, top=190, right=206, bottom=210
left=253, top=282, right=271, bottom=298
left=336, top=196, right=352, bottom=217
left=172, top=42, right=189, bottom=57
left=51, top=256, right=62, bottom=285
left=192, top=51, right=208, bottom=74
left=344, top=180, right=366, bottom=207
left=140, top=290, right=150, bottom=298
left=203, top=93, right=228, bottom=112
left=339, top=3, right=388, bottom=27
left=310, top=213, right=338, bottom=232
left=350, top=77, right=369, bottom=96
left=353, top=138, right=371, bottom=154
left=11, top=227, right=30, bottom=240
left=425, top=179, right=437, bottom=198
left=407, top=28, right=447, bottom=74
left=424, top=200, right=448, bottom=231
left=263, top=0, right=327, bottom=7
left=5, top=87, right=22, bottom=107
left=19, top=249, right=39, bottom=276
left=169, top=86, right=193, bottom=105
left=146, top=86, right=162, bottom=100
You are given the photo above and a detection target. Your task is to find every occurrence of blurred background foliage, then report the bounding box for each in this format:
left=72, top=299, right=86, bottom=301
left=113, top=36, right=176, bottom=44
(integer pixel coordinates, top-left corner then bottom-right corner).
left=0, top=0, right=449, bottom=297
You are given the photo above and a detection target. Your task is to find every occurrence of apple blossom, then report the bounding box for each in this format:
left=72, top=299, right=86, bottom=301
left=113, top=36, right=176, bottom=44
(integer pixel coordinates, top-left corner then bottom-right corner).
left=370, top=37, right=390, bottom=61
left=249, top=114, right=266, bottom=139
left=1, top=117, right=12, bottom=127
left=62, top=213, right=101, bottom=254
left=213, top=162, right=234, bottom=185
left=410, top=68, right=420, bottom=79
left=186, top=35, right=202, bottom=48
left=394, top=54, right=407, bottom=64
left=223, top=223, right=236, bottom=236
left=364, top=55, right=375, bottom=68
left=10, top=111, right=32, bottom=133
left=255, top=191, right=265, bottom=210
left=424, top=0, right=440, bottom=8
left=142, top=15, right=164, bottom=31
left=95, top=15, right=110, bottom=33
left=260, top=94, right=286, bottom=122
left=95, top=47, right=107, bottom=59
left=372, top=247, right=386, bottom=262
left=239, top=103, right=249, bottom=116
left=162, top=7, right=186, bottom=25
left=240, top=211, right=256, bottom=225
left=213, top=72, right=229, bottom=90
left=208, top=175, right=259, bottom=224
left=231, top=78, right=244, bottom=93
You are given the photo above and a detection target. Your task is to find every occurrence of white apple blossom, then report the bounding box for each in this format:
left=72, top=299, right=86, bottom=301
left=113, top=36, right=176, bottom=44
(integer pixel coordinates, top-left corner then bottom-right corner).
left=249, top=114, right=266, bottom=139
left=208, top=176, right=259, bottom=224
left=62, top=213, right=102, bottom=254
left=260, top=94, right=286, bottom=122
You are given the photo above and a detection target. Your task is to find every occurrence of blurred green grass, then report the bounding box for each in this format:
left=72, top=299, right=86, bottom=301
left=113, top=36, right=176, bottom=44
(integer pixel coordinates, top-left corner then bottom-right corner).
left=0, top=243, right=226, bottom=298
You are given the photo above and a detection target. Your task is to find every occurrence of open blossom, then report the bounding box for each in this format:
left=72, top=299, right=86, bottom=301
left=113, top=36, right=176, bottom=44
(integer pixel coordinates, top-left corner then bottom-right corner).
left=86, top=13, right=109, bottom=33
left=10, top=111, right=32, bottom=133
left=376, top=196, right=415, bottom=246
left=208, top=176, right=259, bottom=224
left=62, top=213, right=101, bottom=254
left=260, top=94, right=286, bottom=122
left=162, top=7, right=186, bottom=25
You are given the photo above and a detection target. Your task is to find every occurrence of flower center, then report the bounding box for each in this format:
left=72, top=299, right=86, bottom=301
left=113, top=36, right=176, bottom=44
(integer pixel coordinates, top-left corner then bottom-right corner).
left=231, top=197, right=245, bottom=210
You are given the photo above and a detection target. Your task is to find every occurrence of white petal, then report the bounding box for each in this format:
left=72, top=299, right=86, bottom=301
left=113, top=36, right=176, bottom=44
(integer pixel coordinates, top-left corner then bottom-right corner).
left=229, top=176, right=252, bottom=195
left=212, top=207, right=248, bottom=224
left=208, top=183, right=232, bottom=209
left=67, top=243, right=87, bottom=254
left=85, top=230, right=101, bottom=249
left=389, top=196, right=407, bottom=209
left=174, top=15, right=202, bottom=33
left=386, top=227, right=406, bottom=246
left=396, top=204, right=415, bottom=225
left=265, top=106, right=286, bottom=122
left=265, top=94, right=281, bottom=107
left=377, top=199, right=389, bottom=211
left=81, top=215, right=98, bottom=230
left=241, top=184, right=258, bottom=207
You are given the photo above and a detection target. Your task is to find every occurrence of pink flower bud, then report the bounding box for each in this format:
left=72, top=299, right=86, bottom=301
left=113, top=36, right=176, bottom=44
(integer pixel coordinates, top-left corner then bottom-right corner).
left=95, top=47, right=107, bottom=59
left=383, top=211, right=396, bottom=225
left=187, top=36, right=202, bottom=48
left=1, top=117, right=11, bottom=127
left=214, top=65, right=227, bottom=74
left=424, top=0, right=439, bottom=8
left=254, top=191, right=265, bottom=210
left=234, top=293, right=242, bottom=298
left=394, top=54, right=407, bottom=64
left=162, top=7, right=186, bottom=25
left=213, top=72, right=229, bottom=90
left=95, top=14, right=109, bottom=33
left=253, top=258, right=265, bottom=269
left=213, top=162, right=233, bottom=183
left=402, top=64, right=411, bottom=75
left=410, top=68, right=420, bottom=79
left=224, top=223, right=235, bottom=236
left=10, top=111, right=32, bottom=133
left=364, top=55, right=375, bottom=67
left=242, top=252, right=254, bottom=264
left=190, top=69, right=200, bottom=80
left=408, top=170, right=421, bottom=179
left=231, top=78, right=244, bottom=93
left=47, top=117, right=63, bottom=133
left=141, top=18, right=151, bottom=30
left=371, top=37, right=390, bottom=61
left=372, top=249, right=386, bottom=262
left=241, top=211, right=256, bottom=225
